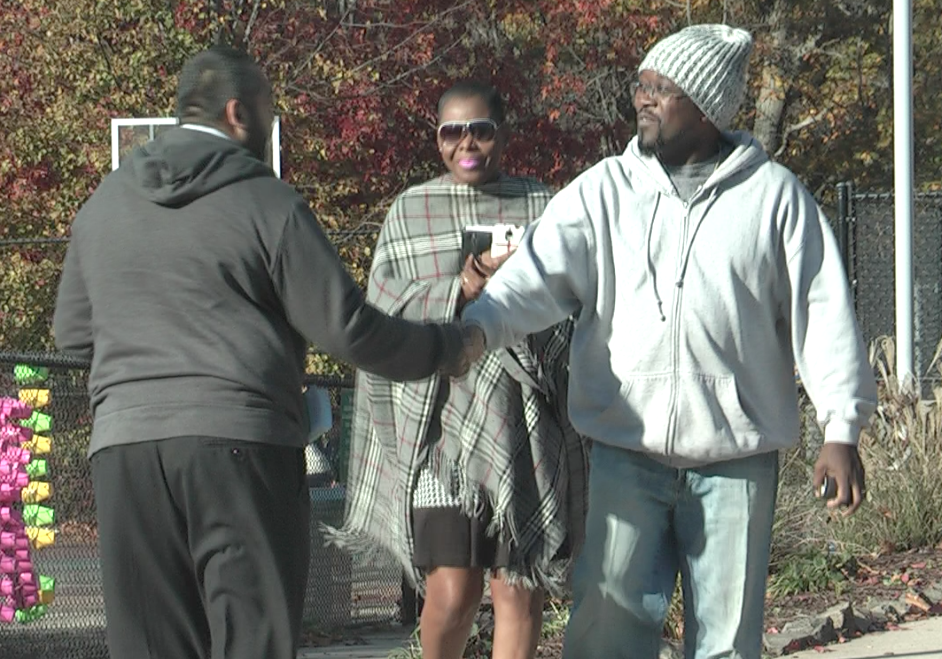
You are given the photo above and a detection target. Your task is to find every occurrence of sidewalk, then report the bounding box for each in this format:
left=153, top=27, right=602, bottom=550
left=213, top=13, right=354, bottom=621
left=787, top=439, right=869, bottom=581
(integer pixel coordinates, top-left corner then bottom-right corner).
left=296, top=618, right=942, bottom=659
left=787, top=615, right=942, bottom=658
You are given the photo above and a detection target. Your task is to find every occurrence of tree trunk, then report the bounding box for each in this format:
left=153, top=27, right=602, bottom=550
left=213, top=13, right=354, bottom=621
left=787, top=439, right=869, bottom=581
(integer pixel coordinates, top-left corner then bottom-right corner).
left=752, top=0, right=789, bottom=155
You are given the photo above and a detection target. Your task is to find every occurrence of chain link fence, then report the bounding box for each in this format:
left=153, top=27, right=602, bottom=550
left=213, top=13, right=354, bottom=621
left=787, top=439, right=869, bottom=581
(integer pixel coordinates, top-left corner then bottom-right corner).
left=0, top=354, right=410, bottom=659
left=838, top=184, right=942, bottom=382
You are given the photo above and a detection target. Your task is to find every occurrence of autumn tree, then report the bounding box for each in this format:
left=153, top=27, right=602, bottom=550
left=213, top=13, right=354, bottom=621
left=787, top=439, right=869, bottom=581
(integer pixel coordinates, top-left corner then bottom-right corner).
left=1, top=0, right=667, bottom=360
left=3, top=0, right=942, bottom=360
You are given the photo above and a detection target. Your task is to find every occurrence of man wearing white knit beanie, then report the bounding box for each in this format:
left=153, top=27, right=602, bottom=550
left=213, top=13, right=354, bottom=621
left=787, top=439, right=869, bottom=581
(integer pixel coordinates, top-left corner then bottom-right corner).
left=460, top=23, right=876, bottom=658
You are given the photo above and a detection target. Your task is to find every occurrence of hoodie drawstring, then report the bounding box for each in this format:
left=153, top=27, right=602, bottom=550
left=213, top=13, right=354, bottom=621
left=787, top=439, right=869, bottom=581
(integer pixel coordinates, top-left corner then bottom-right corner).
left=675, top=188, right=719, bottom=289
left=645, top=192, right=667, bottom=322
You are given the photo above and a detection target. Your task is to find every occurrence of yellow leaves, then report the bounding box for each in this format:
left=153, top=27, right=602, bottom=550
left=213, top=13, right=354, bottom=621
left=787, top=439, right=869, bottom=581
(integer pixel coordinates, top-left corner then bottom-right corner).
left=499, top=10, right=541, bottom=42
left=856, top=151, right=877, bottom=166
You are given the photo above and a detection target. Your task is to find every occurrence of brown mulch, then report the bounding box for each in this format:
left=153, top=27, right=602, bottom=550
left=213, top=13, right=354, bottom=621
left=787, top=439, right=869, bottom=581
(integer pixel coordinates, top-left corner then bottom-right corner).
left=534, top=549, right=942, bottom=658
left=764, top=547, right=942, bottom=631
left=535, top=634, right=564, bottom=658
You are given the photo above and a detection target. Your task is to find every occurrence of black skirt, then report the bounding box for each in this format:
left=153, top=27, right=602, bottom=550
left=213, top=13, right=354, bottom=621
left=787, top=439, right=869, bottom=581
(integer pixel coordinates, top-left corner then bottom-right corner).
left=412, top=504, right=513, bottom=570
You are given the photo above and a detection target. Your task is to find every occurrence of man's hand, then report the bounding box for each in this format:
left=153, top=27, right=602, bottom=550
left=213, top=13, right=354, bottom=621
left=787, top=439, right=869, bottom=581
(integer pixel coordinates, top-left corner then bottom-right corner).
left=462, top=324, right=486, bottom=364
left=813, top=443, right=866, bottom=515
left=437, top=323, right=486, bottom=379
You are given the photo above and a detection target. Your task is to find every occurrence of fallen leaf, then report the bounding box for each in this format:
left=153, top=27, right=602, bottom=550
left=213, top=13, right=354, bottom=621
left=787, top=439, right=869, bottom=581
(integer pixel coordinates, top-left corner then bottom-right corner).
left=906, top=591, right=932, bottom=612
left=911, top=561, right=927, bottom=569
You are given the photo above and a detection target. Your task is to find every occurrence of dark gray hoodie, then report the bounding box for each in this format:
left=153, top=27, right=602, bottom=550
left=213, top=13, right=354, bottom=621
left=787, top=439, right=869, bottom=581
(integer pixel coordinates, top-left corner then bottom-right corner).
left=53, top=127, right=461, bottom=456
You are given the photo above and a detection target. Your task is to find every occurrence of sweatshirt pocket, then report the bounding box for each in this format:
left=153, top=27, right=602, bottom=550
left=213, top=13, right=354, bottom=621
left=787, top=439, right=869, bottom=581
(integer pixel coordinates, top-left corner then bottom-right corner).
left=673, top=374, right=763, bottom=460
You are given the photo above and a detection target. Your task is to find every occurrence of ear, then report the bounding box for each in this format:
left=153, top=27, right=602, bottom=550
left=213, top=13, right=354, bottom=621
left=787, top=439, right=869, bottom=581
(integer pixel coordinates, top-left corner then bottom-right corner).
left=224, top=98, right=249, bottom=132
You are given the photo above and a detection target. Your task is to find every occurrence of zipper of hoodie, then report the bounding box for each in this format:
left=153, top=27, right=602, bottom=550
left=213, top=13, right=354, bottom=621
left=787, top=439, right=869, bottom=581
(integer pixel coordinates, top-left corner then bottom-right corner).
left=665, top=197, right=692, bottom=459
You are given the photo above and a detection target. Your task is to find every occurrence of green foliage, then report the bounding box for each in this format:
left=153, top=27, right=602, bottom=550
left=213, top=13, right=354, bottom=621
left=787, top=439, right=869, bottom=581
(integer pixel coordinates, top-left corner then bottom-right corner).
left=767, top=549, right=853, bottom=598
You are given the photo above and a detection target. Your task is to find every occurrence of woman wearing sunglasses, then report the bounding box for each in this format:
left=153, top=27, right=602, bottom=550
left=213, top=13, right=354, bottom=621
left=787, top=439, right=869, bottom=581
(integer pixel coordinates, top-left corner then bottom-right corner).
left=332, top=81, right=586, bottom=659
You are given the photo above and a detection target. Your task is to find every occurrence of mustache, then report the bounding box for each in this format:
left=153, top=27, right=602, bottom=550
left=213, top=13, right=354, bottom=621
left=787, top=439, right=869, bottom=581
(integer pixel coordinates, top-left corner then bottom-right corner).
left=637, top=111, right=659, bottom=123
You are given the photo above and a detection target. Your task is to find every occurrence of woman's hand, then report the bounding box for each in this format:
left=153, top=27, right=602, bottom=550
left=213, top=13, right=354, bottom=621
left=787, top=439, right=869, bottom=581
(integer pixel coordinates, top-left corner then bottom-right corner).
left=477, top=249, right=513, bottom=275
left=458, top=250, right=514, bottom=308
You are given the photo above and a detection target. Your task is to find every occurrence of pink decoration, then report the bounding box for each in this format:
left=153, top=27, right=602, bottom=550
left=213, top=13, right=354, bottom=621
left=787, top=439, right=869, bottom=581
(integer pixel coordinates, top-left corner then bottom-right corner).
left=0, top=506, right=22, bottom=524
left=0, top=399, right=31, bottom=423
left=0, top=471, right=29, bottom=488
left=0, top=424, right=32, bottom=445
left=0, top=483, right=24, bottom=503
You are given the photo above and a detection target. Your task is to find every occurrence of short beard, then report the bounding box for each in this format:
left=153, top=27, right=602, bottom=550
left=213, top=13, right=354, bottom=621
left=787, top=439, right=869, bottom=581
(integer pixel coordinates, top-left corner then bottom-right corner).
left=637, top=130, right=662, bottom=156
left=638, top=137, right=658, bottom=156
left=236, top=104, right=270, bottom=163
left=637, top=124, right=694, bottom=162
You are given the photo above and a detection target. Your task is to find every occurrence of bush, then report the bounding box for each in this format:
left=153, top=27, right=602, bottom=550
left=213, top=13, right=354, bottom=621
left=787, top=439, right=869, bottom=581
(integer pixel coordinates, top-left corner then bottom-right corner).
left=769, top=336, right=942, bottom=596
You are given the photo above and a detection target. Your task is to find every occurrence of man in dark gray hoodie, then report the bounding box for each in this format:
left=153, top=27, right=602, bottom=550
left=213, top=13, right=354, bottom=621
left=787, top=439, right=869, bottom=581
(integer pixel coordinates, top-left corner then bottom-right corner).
left=52, top=46, right=471, bottom=659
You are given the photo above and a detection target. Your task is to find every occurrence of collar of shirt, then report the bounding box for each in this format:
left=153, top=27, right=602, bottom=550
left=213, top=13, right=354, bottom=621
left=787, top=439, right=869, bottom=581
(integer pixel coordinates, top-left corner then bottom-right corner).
left=180, top=123, right=232, bottom=141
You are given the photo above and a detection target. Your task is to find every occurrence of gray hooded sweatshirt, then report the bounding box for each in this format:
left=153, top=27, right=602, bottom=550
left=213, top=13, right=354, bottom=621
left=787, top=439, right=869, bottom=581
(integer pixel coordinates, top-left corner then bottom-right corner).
left=463, top=132, right=877, bottom=466
left=54, top=127, right=459, bottom=456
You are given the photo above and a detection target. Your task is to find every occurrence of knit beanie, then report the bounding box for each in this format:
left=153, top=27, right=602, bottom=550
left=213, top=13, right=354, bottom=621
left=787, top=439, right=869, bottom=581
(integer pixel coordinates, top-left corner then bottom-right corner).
left=638, top=24, right=753, bottom=130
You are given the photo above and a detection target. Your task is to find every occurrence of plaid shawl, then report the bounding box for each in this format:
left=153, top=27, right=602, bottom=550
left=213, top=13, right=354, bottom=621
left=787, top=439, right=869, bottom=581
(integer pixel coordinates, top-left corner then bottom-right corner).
left=327, top=175, right=588, bottom=593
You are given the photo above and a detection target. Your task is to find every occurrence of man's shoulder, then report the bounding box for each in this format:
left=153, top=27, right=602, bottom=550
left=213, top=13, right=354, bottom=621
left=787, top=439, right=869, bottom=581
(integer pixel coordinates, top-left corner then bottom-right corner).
left=234, top=173, right=304, bottom=200
left=743, top=157, right=814, bottom=202
left=554, top=154, right=641, bottom=202
left=222, top=175, right=315, bottom=225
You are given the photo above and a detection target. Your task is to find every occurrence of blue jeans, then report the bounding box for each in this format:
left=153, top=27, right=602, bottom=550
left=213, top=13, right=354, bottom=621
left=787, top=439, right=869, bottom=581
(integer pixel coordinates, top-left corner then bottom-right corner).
left=562, top=443, right=779, bottom=659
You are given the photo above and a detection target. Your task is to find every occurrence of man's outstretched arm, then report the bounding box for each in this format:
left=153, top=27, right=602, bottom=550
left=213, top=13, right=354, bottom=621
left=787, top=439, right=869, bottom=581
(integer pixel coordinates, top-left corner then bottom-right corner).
left=273, top=199, right=468, bottom=380
left=462, top=187, right=593, bottom=351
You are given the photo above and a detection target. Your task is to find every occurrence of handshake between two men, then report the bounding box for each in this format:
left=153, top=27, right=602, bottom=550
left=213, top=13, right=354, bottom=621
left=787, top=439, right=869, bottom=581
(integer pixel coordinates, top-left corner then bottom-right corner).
left=438, top=323, right=487, bottom=379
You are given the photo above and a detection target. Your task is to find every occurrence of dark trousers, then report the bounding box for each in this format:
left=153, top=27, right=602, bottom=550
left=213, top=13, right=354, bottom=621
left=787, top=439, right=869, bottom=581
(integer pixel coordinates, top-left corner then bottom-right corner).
left=91, top=437, right=310, bottom=659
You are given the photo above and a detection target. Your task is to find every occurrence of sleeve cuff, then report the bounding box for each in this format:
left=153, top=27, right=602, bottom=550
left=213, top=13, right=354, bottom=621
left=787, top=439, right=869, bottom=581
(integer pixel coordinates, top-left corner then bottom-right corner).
left=823, top=420, right=861, bottom=446
left=461, top=301, right=497, bottom=349
left=461, top=317, right=489, bottom=351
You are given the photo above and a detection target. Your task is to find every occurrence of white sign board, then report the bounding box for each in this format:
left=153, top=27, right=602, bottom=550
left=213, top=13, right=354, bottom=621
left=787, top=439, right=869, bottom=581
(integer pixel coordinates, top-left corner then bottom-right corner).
left=110, top=116, right=281, bottom=177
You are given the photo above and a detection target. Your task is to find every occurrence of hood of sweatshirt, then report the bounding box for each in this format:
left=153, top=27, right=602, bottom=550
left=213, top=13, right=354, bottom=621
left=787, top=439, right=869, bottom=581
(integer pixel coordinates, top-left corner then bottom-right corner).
left=122, top=126, right=275, bottom=208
